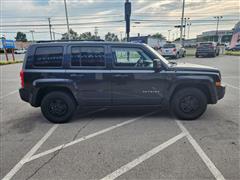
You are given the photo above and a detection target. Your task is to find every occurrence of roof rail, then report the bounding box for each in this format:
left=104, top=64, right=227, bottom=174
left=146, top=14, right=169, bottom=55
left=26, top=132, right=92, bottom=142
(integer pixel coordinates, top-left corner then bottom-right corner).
left=36, top=39, right=105, bottom=43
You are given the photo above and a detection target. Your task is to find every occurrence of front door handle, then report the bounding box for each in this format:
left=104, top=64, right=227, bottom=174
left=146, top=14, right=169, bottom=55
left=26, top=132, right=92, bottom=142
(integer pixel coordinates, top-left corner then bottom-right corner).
left=70, top=74, right=85, bottom=77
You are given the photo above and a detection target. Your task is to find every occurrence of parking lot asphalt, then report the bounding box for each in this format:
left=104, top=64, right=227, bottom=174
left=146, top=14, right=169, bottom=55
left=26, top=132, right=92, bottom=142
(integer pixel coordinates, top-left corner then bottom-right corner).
left=0, top=53, right=25, bottom=62
left=0, top=55, right=239, bottom=180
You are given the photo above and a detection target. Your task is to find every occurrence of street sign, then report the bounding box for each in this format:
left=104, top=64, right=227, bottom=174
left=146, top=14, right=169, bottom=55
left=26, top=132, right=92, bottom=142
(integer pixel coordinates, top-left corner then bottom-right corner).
left=1, top=39, right=15, bottom=49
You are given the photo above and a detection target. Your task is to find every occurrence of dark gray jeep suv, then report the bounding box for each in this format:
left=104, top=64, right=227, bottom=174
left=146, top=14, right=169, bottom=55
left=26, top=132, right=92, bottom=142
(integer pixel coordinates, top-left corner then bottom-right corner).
left=19, top=41, right=225, bottom=123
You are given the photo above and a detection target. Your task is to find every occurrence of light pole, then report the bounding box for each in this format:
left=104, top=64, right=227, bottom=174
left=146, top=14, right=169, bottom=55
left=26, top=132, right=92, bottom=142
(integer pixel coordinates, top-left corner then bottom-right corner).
left=125, top=0, right=131, bottom=42
left=52, top=28, right=56, bottom=40
left=64, top=0, right=70, bottom=40
left=187, top=22, right=192, bottom=39
left=180, top=0, right=185, bottom=46
left=30, top=30, right=35, bottom=42
left=184, top=17, right=190, bottom=39
left=168, top=30, right=172, bottom=41
left=214, top=16, right=223, bottom=42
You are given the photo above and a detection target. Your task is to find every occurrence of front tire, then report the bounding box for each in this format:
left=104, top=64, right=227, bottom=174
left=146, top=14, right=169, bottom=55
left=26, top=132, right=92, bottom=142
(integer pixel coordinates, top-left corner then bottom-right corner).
left=41, top=91, right=76, bottom=123
left=171, top=88, right=207, bottom=120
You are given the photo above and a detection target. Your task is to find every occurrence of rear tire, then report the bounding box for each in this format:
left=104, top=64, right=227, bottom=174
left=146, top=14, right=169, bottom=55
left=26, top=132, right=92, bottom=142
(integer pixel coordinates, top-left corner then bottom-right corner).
left=175, top=53, right=180, bottom=59
left=41, top=91, right=76, bottom=123
left=171, top=88, right=207, bottom=120
left=212, top=52, right=216, bottom=57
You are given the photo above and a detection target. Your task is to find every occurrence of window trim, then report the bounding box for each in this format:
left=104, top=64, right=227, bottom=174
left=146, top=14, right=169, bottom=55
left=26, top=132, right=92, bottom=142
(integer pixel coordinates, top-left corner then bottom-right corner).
left=69, top=45, right=107, bottom=69
left=33, top=46, right=64, bottom=68
left=111, top=46, right=154, bottom=70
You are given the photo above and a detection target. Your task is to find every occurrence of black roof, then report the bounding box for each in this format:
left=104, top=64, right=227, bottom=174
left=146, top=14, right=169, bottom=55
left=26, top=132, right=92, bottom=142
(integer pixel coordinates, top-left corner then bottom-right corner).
left=31, top=41, right=145, bottom=47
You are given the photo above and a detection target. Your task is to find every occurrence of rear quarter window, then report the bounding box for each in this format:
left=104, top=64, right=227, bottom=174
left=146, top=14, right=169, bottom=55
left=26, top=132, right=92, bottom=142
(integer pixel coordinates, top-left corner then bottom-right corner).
left=33, top=46, right=63, bottom=67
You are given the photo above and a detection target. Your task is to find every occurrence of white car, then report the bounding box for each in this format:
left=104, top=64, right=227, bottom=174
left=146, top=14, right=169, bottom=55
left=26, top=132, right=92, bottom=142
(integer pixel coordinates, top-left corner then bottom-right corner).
left=160, top=43, right=186, bottom=59
left=15, top=48, right=27, bottom=54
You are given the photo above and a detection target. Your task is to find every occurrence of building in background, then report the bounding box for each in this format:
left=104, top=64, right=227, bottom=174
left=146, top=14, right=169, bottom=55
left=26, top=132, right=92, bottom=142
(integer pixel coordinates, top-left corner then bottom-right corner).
left=230, top=21, right=240, bottom=48
left=197, top=30, right=233, bottom=44
left=129, top=35, right=166, bottom=49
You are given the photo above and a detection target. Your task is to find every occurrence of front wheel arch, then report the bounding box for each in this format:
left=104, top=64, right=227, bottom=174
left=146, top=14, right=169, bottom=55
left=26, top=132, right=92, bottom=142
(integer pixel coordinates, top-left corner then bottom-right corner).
left=170, top=83, right=211, bottom=104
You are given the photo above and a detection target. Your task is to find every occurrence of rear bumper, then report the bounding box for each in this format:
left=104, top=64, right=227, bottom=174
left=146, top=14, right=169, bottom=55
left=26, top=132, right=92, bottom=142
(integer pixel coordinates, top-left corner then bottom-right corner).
left=216, top=85, right=225, bottom=100
left=19, top=88, right=39, bottom=107
left=162, top=54, right=176, bottom=58
left=196, top=51, right=215, bottom=56
left=19, top=88, right=30, bottom=103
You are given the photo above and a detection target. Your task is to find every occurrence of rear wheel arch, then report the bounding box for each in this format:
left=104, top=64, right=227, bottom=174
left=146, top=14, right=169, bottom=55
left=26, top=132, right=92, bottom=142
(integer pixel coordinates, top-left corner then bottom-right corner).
left=35, top=86, right=77, bottom=107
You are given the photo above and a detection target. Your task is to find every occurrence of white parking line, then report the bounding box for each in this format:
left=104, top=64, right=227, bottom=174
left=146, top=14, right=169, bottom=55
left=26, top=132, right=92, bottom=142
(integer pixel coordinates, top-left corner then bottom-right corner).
left=2, top=125, right=59, bottom=180
left=100, top=133, right=186, bottom=180
left=176, top=120, right=225, bottom=180
left=26, top=111, right=157, bottom=163
left=2, top=108, right=106, bottom=180
left=0, top=90, right=18, bottom=99
left=225, top=83, right=240, bottom=90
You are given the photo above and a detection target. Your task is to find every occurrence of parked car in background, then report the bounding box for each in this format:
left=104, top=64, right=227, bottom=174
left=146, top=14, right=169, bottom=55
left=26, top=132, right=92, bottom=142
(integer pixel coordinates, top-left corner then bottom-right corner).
left=196, top=42, right=220, bottom=57
left=227, top=44, right=240, bottom=51
left=15, top=48, right=27, bottom=54
left=160, top=43, right=186, bottom=59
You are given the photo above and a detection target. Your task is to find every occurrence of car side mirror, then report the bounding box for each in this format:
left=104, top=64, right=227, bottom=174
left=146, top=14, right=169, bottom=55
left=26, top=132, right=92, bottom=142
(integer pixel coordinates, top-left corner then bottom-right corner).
left=153, top=59, right=162, bottom=72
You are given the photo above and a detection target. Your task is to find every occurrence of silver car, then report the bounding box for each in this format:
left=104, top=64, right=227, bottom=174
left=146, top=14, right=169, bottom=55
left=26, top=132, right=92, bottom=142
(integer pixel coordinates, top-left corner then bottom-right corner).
left=160, top=43, right=186, bottom=59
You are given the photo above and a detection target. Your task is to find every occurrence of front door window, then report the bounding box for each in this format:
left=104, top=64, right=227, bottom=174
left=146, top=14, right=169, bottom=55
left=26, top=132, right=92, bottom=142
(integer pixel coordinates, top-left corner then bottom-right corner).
left=112, top=47, right=153, bottom=69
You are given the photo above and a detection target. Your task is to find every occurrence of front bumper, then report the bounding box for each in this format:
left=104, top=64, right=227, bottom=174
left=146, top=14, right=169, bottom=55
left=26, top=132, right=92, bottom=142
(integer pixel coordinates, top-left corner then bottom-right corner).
left=216, top=85, right=225, bottom=100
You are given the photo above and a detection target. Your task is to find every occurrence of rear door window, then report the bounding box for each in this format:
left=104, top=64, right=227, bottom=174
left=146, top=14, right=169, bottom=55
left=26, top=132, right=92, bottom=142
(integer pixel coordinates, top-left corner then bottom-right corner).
left=71, top=46, right=105, bottom=67
left=33, top=46, right=63, bottom=67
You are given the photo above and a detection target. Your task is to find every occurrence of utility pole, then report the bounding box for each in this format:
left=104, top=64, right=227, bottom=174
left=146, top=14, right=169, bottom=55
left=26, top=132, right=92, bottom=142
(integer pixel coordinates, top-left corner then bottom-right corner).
left=125, top=0, right=131, bottom=42
left=30, top=30, right=35, bottom=42
left=180, top=0, right=185, bottom=46
left=64, top=0, right=70, bottom=40
left=94, top=27, right=98, bottom=39
left=48, top=18, right=52, bottom=40
left=168, top=30, right=171, bottom=41
left=214, top=16, right=223, bottom=43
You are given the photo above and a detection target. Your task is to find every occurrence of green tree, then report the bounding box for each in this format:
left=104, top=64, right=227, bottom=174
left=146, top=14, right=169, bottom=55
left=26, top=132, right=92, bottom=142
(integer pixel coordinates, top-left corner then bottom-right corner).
left=151, top=33, right=166, bottom=40
left=79, top=32, right=100, bottom=40
left=61, top=29, right=79, bottom=40
left=15, top=32, right=27, bottom=42
left=105, top=32, right=119, bottom=42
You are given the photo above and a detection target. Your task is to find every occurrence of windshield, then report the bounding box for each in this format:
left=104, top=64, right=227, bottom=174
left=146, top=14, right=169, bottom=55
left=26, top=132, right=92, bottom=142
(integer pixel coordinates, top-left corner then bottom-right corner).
left=144, top=44, right=170, bottom=66
left=163, top=44, right=176, bottom=48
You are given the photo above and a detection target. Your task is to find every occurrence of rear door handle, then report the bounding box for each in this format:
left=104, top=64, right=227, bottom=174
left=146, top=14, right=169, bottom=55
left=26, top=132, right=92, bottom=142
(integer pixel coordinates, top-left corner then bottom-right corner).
left=113, top=74, right=129, bottom=78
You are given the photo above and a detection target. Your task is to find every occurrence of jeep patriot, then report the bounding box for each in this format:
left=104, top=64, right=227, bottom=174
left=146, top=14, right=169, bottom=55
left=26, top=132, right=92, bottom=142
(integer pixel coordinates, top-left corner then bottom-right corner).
left=19, top=41, right=225, bottom=123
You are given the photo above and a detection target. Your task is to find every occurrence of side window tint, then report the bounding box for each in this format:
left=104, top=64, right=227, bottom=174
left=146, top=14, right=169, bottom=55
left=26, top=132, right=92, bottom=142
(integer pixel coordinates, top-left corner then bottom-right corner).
left=71, top=46, right=105, bottom=67
left=34, top=47, right=63, bottom=67
left=112, top=47, right=152, bottom=68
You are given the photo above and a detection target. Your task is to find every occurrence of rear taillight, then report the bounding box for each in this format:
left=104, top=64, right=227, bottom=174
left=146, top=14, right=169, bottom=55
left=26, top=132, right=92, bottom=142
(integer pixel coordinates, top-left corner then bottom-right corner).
left=20, top=69, right=24, bottom=88
left=173, top=48, right=177, bottom=52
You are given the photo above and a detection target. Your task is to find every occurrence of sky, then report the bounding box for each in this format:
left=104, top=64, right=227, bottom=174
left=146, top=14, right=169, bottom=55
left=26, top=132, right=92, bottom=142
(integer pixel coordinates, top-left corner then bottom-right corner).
left=0, top=0, right=239, bottom=41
